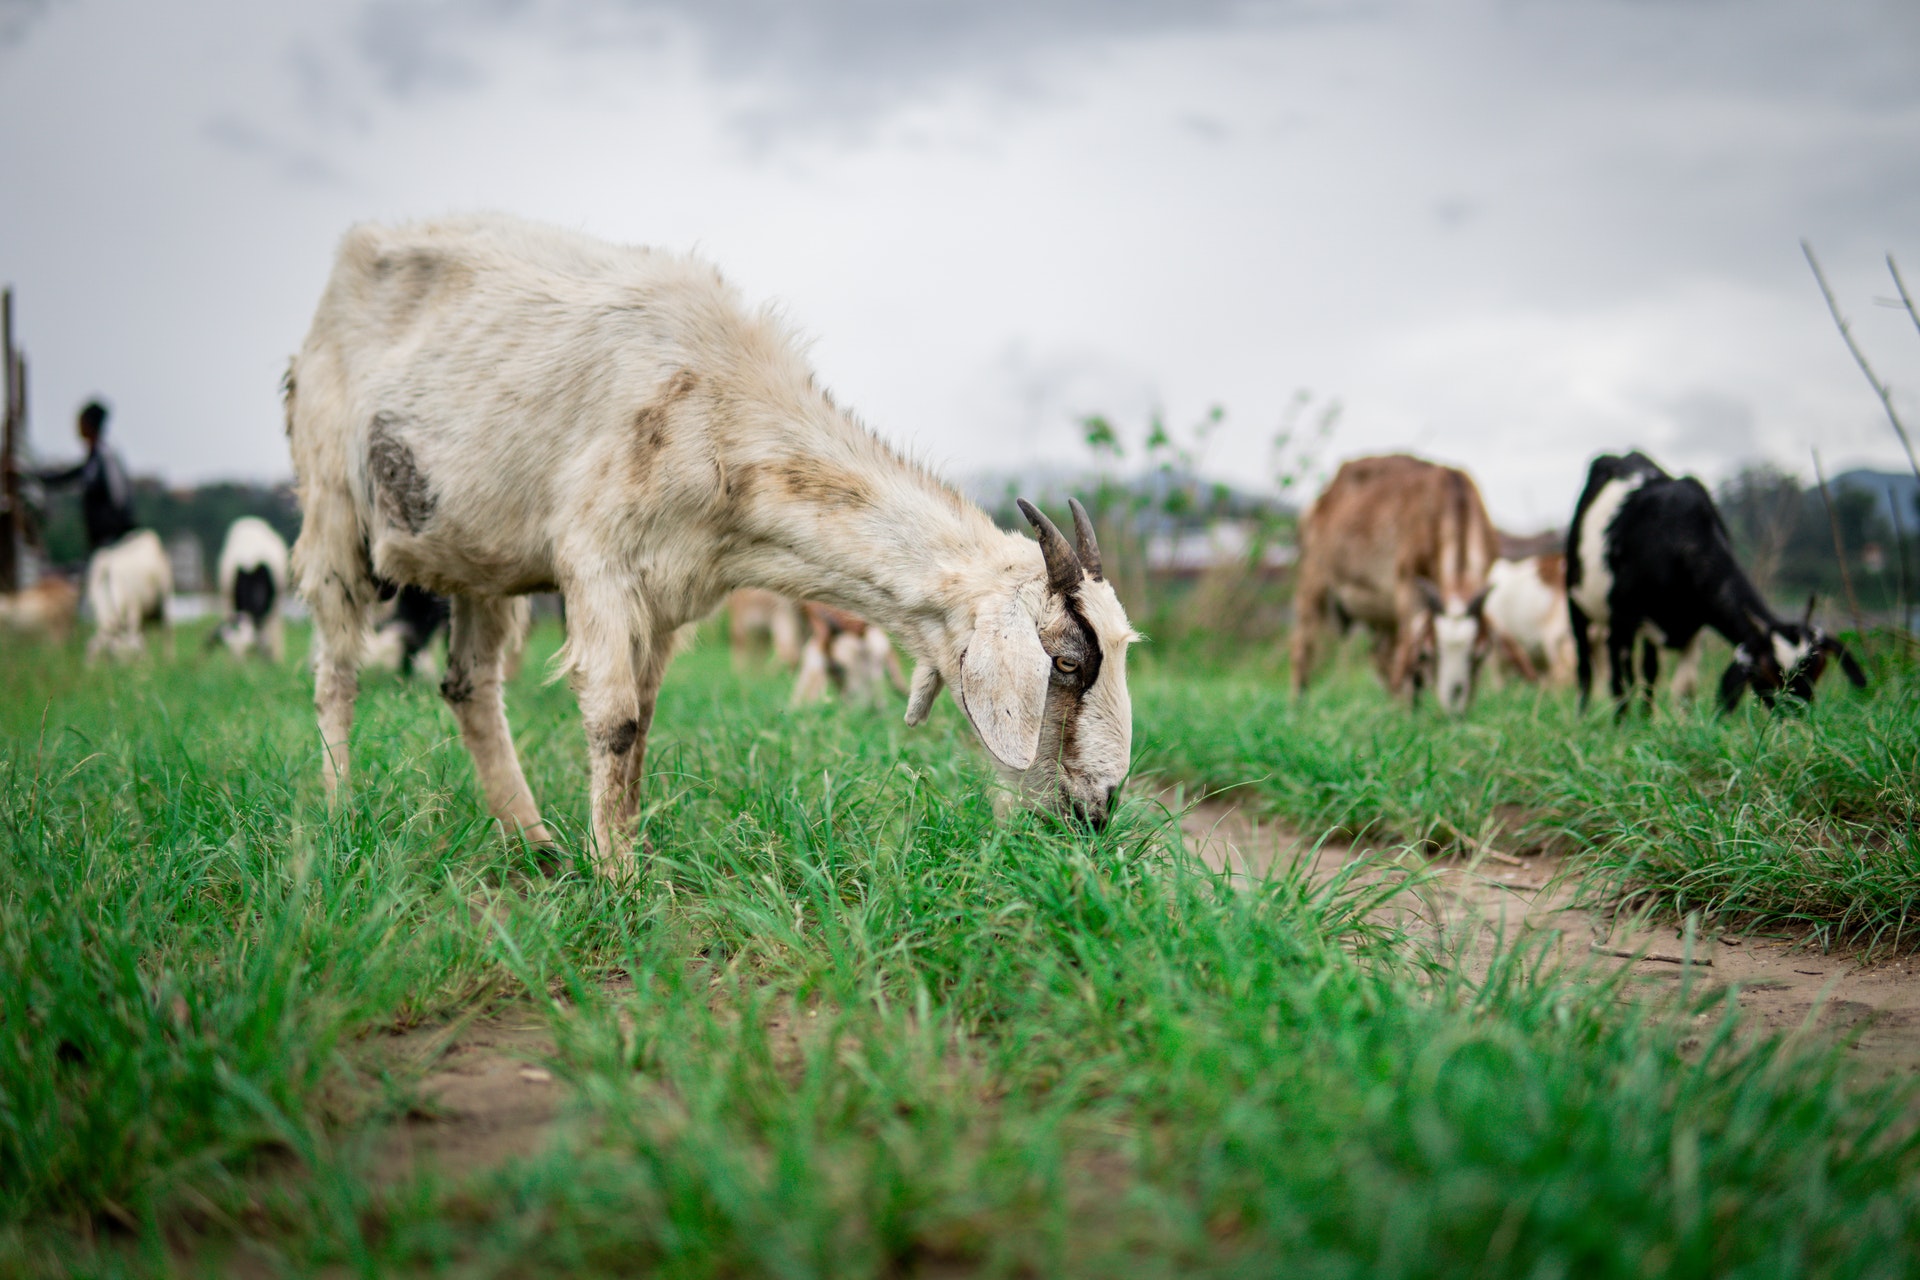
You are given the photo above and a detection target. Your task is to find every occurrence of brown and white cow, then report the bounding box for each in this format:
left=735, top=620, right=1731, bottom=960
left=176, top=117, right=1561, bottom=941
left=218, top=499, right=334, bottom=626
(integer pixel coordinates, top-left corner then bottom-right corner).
left=1290, top=454, right=1497, bottom=714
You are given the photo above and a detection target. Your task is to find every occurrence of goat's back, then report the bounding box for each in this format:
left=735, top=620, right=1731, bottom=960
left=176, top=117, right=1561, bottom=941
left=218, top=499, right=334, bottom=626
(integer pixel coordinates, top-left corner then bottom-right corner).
left=1301, top=454, right=1496, bottom=618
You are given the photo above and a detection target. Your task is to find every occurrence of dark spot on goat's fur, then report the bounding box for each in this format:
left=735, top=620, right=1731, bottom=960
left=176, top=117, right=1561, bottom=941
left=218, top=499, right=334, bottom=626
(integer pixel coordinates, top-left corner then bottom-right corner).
left=280, top=361, right=297, bottom=439
left=780, top=461, right=875, bottom=510
left=1050, top=593, right=1103, bottom=774
left=632, top=369, right=699, bottom=475
left=439, top=665, right=473, bottom=706
left=368, top=413, right=436, bottom=534
left=599, top=719, right=640, bottom=756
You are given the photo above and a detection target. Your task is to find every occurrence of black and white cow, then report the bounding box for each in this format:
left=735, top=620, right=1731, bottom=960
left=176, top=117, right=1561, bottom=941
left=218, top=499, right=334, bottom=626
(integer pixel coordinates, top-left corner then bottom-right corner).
left=1566, top=451, right=1866, bottom=714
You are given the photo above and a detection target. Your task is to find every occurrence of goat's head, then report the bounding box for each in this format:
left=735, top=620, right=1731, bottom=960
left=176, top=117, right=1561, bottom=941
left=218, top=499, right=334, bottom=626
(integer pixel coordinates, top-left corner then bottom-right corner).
left=914, top=497, right=1136, bottom=830
left=1719, top=599, right=1868, bottom=711
left=1415, top=577, right=1493, bottom=716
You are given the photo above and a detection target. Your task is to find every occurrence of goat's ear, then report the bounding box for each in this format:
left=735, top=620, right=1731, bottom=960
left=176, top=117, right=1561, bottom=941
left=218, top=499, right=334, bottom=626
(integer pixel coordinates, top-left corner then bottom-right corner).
left=958, top=596, right=1049, bottom=771
left=904, top=662, right=944, bottom=726
left=1802, top=593, right=1818, bottom=627
left=1466, top=585, right=1492, bottom=619
left=1413, top=577, right=1443, bottom=614
left=1718, top=655, right=1751, bottom=712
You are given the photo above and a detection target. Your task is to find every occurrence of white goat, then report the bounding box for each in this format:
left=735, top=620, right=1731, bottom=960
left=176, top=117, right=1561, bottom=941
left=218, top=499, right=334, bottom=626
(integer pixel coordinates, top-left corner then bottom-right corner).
left=213, top=516, right=290, bottom=661
left=728, top=587, right=804, bottom=672
left=790, top=603, right=910, bottom=709
left=0, top=576, right=81, bottom=645
left=1483, top=554, right=1576, bottom=686
left=85, top=529, right=172, bottom=662
left=286, top=215, right=1137, bottom=874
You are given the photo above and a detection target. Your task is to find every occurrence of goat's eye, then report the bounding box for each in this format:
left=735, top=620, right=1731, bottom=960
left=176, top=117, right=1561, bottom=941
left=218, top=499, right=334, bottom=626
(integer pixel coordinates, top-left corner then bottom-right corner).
left=1053, top=656, right=1080, bottom=674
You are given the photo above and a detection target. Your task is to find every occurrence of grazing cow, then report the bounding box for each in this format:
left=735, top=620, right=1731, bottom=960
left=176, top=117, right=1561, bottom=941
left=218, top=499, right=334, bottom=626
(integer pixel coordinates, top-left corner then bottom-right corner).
left=791, top=602, right=910, bottom=708
left=85, top=529, right=172, bottom=662
left=1291, top=454, right=1497, bottom=714
left=212, top=516, right=290, bottom=661
left=1566, top=450, right=1867, bottom=713
left=286, top=215, right=1136, bottom=873
left=0, top=576, right=81, bottom=645
left=1483, top=554, right=1577, bottom=686
left=728, top=587, right=804, bottom=672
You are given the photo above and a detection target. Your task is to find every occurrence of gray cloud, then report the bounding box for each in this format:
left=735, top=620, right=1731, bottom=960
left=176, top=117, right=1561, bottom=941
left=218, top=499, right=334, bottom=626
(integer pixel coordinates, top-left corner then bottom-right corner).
left=0, top=0, right=55, bottom=47
left=1663, top=388, right=1757, bottom=457
left=202, top=115, right=343, bottom=185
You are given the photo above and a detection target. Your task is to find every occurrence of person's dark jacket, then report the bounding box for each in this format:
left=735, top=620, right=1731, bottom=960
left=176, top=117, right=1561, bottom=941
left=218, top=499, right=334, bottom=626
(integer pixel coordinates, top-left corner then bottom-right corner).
left=37, top=445, right=135, bottom=551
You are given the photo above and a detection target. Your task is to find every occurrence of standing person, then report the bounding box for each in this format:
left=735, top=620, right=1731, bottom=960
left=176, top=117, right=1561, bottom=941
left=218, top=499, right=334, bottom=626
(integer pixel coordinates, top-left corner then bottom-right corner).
left=29, top=400, right=136, bottom=552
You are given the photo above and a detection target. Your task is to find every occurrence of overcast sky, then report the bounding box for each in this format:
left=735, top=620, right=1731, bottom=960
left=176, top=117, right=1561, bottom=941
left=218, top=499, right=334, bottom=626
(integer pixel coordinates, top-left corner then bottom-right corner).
left=2, top=0, right=1917, bottom=529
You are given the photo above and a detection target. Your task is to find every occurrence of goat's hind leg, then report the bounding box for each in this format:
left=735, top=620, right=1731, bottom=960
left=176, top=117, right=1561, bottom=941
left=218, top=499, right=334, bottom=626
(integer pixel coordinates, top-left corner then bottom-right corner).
left=443, top=594, right=553, bottom=849
left=299, top=552, right=372, bottom=804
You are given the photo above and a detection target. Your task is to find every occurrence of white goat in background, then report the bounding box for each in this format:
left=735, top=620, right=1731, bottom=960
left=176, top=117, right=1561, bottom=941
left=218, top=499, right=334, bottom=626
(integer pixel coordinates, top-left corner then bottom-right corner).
left=0, top=577, right=80, bottom=645
left=1483, top=554, right=1576, bottom=686
left=728, top=587, right=804, bottom=672
left=213, top=516, right=290, bottom=661
left=85, top=529, right=172, bottom=662
left=790, top=602, right=910, bottom=709
left=287, top=215, right=1136, bottom=874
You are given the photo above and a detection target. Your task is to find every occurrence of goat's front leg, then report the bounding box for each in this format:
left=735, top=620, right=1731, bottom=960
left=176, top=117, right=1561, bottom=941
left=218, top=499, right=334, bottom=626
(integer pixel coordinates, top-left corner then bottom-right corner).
left=1606, top=618, right=1637, bottom=721
left=572, top=618, right=674, bottom=878
left=443, top=594, right=553, bottom=846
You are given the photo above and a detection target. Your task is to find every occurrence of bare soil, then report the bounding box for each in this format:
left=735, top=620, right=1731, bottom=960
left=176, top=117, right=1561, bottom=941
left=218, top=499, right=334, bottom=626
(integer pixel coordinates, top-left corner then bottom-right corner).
left=377, top=1014, right=565, bottom=1180
left=1176, top=793, right=1920, bottom=1078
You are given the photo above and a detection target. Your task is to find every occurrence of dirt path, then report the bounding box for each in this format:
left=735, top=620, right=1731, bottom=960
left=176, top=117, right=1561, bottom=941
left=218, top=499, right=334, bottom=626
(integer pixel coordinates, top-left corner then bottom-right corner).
left=376, top=1015, right=565, bottom=1180
left=359, top=801, right=1920, bottom=1194
left=1176, top=793, right=1920, bottom=1078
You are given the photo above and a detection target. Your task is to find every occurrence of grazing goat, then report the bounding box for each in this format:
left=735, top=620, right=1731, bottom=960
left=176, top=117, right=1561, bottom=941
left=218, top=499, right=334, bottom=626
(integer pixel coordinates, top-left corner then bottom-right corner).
left=0, top=576, right=81, bottom=645
left=1292, top=454, right=1497, bottom=714
left=1483, top=554, right=1576, bottom=686
left=286, top=215, right=1136, bottom=873
left=791, top=603, right=910, bottom=708
left=212, top=516, right=290, bottom=661
left=85, top=529, right=172, bottom=662
left=1566, top=451, right=1866, bottom=713
left=363, top=583, right=451, bottom=679
left=728, top=587, right=804, bottom=672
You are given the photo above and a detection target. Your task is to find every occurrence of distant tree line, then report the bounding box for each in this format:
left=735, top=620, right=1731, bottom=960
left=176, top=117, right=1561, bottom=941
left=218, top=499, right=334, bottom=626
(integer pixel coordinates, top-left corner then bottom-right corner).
left=1716, top=465, right=1916, bottom=620
left=39, top=479, right=300, bottom=583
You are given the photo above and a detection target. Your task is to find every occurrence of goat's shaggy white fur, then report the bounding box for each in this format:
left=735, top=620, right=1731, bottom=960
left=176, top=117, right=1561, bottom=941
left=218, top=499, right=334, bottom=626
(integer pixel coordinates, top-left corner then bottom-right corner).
left=85, top=530, right=172, bottom=662
left=215, top=516, right=290, bottom=661
left=287, top=215, right=1135, bottom=873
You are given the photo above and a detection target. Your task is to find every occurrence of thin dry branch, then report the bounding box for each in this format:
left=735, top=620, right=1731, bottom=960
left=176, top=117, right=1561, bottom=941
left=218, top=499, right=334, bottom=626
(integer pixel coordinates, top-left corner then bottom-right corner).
left=1889, top=254, right=1920, bottom=342
left=1802, top=240, right=1920, bottom=483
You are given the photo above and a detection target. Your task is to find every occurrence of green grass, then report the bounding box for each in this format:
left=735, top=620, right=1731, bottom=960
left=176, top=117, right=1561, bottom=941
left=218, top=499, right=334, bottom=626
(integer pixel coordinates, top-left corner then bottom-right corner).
left=2, top=624, right=1917, bottom=1276
left=1138, top=637, right=1920, bottom=951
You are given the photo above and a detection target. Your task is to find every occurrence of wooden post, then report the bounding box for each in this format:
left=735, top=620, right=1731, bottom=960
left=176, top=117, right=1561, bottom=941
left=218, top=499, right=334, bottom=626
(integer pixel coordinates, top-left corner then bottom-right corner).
left=1, top=288, right=18, bottom=593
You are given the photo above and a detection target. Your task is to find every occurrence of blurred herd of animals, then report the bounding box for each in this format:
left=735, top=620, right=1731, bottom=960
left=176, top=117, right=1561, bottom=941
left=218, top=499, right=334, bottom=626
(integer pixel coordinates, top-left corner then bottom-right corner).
left=0, top=231, right=1912, bottom=786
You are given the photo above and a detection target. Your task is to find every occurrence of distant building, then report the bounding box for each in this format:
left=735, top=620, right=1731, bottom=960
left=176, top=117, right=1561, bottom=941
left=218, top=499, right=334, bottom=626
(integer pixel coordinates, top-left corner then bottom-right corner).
left=166, top=533, right=205, bottom=594
left=1146, top=520, right=1296, bottom=577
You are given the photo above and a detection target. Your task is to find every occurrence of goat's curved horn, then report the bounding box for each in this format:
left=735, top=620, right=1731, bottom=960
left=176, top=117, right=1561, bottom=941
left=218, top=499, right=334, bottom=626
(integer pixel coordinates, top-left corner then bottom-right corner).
left=1803, top=593, right=1817, bottom=627
left=1017, top=498, right=1083, bottom=595
left=1067, top=497, right=1103, bottom=581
